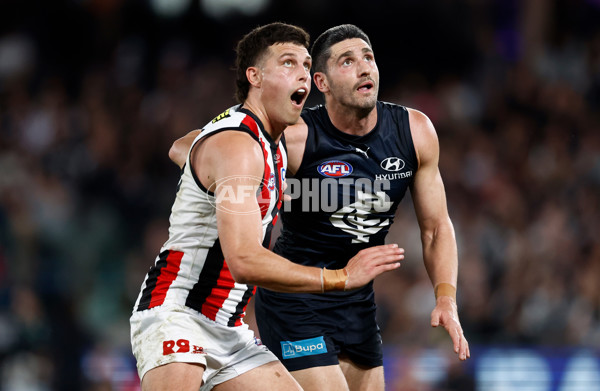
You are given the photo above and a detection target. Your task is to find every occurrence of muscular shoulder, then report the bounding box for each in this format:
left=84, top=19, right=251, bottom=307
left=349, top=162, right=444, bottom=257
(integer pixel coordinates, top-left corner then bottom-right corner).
left=407, top=108, right=439, bottom=168
left=194, top=131, right=264, bottom=184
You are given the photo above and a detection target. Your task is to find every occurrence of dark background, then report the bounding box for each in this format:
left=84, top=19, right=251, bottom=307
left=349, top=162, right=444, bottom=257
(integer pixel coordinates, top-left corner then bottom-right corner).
left=1, top=0, right=599, bottom=389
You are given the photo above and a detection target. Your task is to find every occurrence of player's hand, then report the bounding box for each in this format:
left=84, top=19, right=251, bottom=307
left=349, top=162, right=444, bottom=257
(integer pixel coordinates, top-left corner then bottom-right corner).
left=431, top=296, right=470, bottom=361
left=344, top=244, right=403, bottom=290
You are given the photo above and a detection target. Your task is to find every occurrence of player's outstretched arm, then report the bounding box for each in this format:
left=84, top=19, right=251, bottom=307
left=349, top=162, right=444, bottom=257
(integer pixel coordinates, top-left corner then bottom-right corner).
left=194, top=131, right=404, bottom=293
left=169, top=129, right=201, bottom=168
left=408, top=108, right=470, bottom=361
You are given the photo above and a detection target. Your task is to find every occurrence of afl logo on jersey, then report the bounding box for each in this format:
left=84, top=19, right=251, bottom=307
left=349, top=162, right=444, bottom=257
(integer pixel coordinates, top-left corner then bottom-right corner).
left=317, top=160, right=353, bottom=177
left=380, top=157, right=405, bottom=172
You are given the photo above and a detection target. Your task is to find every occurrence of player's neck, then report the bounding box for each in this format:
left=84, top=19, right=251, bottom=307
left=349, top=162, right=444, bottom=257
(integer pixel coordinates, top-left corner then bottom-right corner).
left=242, top=100, right=284, bottom=143
left=326, top=102, right=377, bottom=136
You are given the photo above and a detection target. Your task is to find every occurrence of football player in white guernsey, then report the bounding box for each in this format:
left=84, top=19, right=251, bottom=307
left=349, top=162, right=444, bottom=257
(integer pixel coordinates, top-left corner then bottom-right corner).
left=131, top=23, right=404, bottom=391
left=170, top=24, right=470, bottom=391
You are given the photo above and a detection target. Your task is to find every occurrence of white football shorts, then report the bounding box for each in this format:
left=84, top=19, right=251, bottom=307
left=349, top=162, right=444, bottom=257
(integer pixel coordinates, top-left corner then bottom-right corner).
left=130, top=305, right=278, bottom=390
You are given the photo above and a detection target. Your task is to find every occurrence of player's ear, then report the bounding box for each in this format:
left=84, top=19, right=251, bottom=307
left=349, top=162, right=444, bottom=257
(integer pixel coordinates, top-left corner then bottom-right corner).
left=313, top=72, right=329, bottom=93
left=246, top=66, right=262, bottom=88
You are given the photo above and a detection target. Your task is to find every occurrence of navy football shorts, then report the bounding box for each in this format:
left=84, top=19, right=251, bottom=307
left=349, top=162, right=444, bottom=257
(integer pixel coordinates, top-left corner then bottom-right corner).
left=254, top=288, right=383, bottom=371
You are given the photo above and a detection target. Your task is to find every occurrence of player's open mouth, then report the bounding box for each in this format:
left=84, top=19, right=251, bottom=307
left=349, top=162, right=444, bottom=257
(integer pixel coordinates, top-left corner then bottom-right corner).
left=357, top=81, right=374, bottom=92
left=291, top=88, right=307, bottom=106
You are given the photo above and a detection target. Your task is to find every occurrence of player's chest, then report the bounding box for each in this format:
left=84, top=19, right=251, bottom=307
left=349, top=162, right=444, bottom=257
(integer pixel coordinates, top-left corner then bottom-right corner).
left=301, top=136, right=415, bottom=193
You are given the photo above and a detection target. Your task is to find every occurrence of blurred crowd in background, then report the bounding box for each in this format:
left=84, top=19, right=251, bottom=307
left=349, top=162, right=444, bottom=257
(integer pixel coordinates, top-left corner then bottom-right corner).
left=0, top=0, right=599, bottom=390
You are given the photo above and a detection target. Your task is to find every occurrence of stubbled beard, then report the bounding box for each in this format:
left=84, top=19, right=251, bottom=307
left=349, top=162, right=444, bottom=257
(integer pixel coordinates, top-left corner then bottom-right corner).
left=356, top=91, right=377, bottom=110
left=342, top=93, right=377, bottom=118
left=330, top=80, right=378, bottom=117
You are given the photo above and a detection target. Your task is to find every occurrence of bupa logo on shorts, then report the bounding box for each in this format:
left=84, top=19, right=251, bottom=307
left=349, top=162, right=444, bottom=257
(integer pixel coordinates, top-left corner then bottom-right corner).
left=280, top=336, right=327, bottom=359
left=380, top=157, right=405, bottom=172
left=317, top=160, right=353, bottom=177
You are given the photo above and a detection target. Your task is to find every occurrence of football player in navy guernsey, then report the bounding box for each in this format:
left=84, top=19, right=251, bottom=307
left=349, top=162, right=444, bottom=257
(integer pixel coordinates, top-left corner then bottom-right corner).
left=131, top=23, right=404, bottom=391
left=170, top=24, right=469, bottom=391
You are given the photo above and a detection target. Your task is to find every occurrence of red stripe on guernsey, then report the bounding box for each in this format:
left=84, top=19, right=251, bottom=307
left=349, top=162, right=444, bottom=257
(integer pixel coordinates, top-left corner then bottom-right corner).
left=259, top=144, right=272, bottom=219
left=242, top=115, right=271, bottom=218
left=200, top=260, right=236, bottom=321
left=242, top=115, right=260, bottom=138
left=148, top=250, right=183, bottom=309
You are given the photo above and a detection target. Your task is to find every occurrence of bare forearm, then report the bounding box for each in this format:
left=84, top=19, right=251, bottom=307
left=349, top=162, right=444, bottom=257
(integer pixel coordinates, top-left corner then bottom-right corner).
left=230, top=247, right=324, bottom=293
left=229, top=243, right=403, bottom=293
left=421, top=218, right=458, bottom=289
left=424, top=218, right=470, bottom=361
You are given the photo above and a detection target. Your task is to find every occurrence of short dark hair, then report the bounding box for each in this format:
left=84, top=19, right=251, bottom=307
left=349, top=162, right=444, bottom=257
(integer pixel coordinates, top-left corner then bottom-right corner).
left=311, top=24, right=372, bottom=74
left=234, top=22, right=310, bottom=103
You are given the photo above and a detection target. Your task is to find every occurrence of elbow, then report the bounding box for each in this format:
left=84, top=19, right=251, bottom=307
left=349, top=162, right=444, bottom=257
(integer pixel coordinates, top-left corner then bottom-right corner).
left=419, top=220, right=438, bottom=243
left=420, top=229, right=435, bottom=248
left=226, top=253, right=258, bottom=285
left=421, top=218, right=455, bottom=246
left=167, top=144, right=177, bottom=163
left=168, top=144, right=185, bottom=168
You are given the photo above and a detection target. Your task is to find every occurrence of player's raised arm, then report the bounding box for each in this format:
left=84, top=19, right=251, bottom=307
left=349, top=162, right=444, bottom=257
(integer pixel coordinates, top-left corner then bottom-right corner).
left=171, top=121, right=309, bottom=175
left=408, top=108, right=470, bottom=361
left=280, top=120, right=308, bottom=176
left=169, top=129, right=201, bottom=168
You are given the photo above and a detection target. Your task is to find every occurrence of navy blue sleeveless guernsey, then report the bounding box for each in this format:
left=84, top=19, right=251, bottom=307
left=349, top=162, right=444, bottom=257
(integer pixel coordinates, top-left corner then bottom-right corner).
left=273, top=101, right=417, bottom=280
left=255, top=102, right=418, bottom=369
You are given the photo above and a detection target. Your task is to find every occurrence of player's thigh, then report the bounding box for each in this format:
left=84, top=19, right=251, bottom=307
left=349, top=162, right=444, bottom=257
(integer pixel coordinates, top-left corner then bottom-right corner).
left=291, top=364, right=350, bottom=391
left=339, top=355, right=384, bottom=391
left=213, top=361, right=302, bottom=391
left=141, top=362, right=205, bottom=391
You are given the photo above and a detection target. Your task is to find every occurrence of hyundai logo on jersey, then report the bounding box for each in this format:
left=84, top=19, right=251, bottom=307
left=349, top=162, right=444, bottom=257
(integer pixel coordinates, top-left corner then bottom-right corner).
left=317, top=160, right=353, bottom=177
left=380, top=157, right=405, bottom=172
left=280, top=336, right=327, bottom=359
